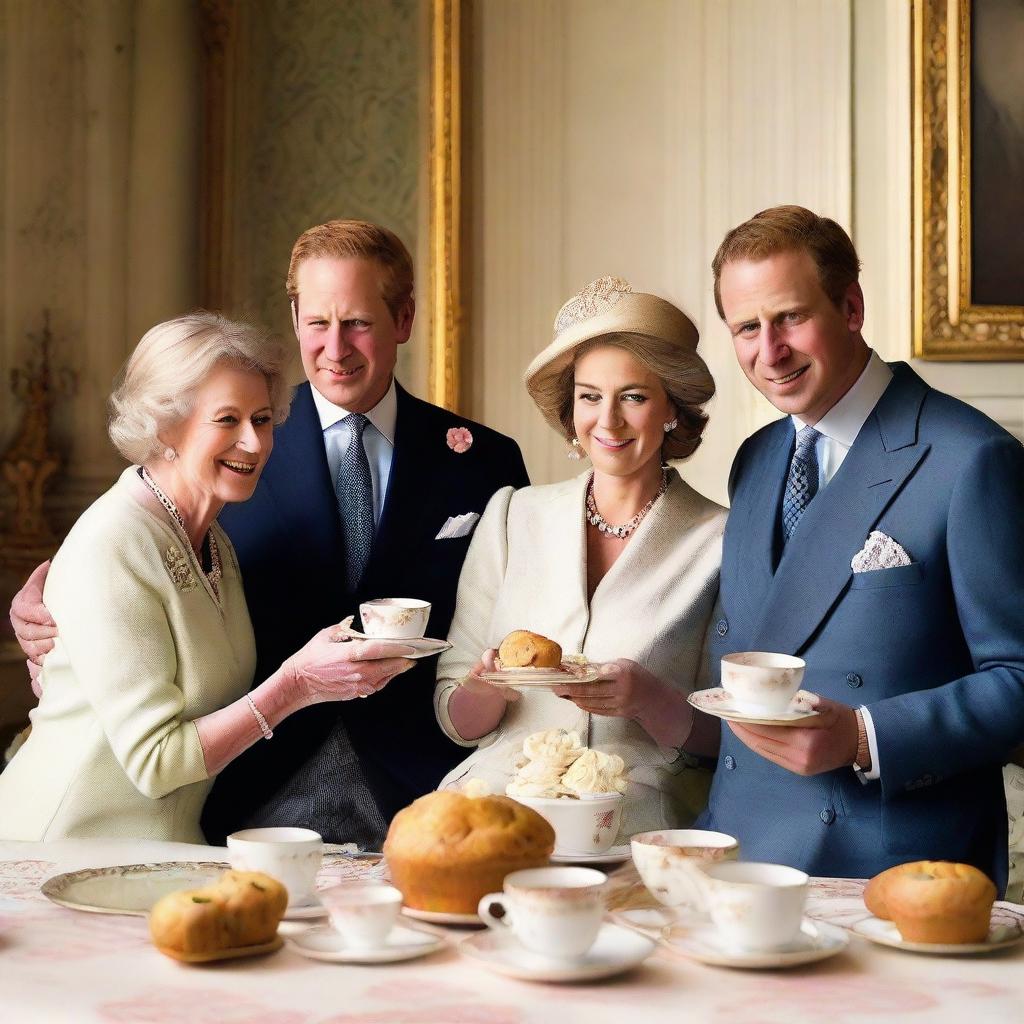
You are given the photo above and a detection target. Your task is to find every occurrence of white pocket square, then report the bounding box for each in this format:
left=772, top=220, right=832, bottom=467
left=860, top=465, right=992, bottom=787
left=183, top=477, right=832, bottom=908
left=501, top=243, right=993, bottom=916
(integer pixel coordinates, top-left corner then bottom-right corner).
left=851, top=530, right=912, bottom=572
left=435, top=512, right=480, bottom=540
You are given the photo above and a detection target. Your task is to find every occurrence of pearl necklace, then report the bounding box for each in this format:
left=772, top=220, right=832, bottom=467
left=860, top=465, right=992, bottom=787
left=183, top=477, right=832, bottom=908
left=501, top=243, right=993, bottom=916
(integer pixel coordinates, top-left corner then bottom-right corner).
left=585, top=469, right=669, bottom=539
left=141, top=467, right=222, bottom=596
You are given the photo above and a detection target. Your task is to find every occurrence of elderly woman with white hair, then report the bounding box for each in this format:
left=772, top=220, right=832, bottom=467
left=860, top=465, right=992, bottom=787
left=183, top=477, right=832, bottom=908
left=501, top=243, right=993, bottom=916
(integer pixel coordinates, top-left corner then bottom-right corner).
left=0, top=312, right=413, bottom=843
left=433, top=278, right=725, bottom=838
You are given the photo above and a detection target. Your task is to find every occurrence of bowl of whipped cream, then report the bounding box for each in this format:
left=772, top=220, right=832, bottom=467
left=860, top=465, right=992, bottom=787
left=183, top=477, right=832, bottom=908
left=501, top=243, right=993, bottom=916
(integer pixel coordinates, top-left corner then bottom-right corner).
left=504, top=729, right=626, bottom=856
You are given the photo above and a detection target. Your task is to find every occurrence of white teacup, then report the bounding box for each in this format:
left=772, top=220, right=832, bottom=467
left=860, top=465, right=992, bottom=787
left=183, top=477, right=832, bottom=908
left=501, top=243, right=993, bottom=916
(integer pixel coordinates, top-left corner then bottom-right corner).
left=226, top=827, right=323, bottom=907
left=319, top=883, right=403, bottom=949
left=720, top=652, right=805, bottom=714
left=512, top=793, right=623, bottom=855
left=359, top=598, right=431, bottom=639
left=630, top=829, right=739, bottom=913
left=478, top=866, right=607, bottom=961
left=700, top=861, right=809, bottom=951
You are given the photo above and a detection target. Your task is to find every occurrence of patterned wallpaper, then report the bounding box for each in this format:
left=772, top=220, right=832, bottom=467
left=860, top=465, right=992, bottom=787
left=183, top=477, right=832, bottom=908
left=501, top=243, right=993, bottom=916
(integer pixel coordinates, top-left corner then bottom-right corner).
left=229, top=0, right=421, bottom=373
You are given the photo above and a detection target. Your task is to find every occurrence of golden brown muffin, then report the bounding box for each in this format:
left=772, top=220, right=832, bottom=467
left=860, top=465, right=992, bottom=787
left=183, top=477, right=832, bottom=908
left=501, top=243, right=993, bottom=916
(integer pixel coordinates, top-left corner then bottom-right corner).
left=498, top=629, right=562, bottom=669
left=149, top=870, right=288, bottom=960
left=864, top=861, right=996, bottom=943
left=384, top=791, right=556, bottom=913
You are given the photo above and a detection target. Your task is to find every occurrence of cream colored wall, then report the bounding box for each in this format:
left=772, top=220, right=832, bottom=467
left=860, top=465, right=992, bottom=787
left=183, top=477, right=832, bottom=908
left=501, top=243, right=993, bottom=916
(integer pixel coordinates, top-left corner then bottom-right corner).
left=469, top=0, right=1023, bottom=503
left=0, top=0, right=199, bottom=530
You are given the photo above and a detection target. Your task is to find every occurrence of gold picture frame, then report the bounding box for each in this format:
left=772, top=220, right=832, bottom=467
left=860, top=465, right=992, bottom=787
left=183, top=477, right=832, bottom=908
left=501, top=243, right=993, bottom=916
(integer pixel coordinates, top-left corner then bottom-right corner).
left=913, top=0, right=1024, bottom=360
left=199, top=0, right=468, bottom=407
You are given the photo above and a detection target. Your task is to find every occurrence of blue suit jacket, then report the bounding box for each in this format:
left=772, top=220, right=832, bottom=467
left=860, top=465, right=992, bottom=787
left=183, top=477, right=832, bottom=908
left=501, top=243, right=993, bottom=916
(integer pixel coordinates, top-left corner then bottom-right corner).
left=698, top=363, right=1024, bottom=891
left=201, top=382, right=528, bottom=843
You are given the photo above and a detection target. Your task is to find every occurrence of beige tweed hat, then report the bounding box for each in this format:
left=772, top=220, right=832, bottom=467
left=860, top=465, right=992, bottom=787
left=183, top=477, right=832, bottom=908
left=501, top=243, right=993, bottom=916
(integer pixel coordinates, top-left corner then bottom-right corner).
left=524, top=275, right=705, bottom=439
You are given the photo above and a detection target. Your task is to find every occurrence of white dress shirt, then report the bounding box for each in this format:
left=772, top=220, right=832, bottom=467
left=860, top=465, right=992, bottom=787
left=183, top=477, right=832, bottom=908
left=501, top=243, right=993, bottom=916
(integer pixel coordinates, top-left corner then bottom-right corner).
left=311, top=378, right=397, bottom=526
left=792, top=350, right=893, bottom=782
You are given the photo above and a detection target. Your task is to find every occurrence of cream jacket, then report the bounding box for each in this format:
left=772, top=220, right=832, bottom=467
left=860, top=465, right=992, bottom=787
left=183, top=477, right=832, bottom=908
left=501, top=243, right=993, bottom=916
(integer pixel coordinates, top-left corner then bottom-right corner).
left=434, top=469, right=726, bottom=838
left=0, top=468, right=256, bottom=842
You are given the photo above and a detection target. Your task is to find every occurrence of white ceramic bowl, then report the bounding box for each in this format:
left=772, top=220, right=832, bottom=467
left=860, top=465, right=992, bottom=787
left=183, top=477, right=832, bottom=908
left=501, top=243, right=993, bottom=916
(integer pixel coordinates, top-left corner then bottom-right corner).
left=720, top=652, right=805, bottom=714
left=513, top=793, right=623, bottom=855
left=359, top=598, right=431, bottom=639
left=226, top=826, right=323, bottom=907
left=630, top=829, right=739, bottom=909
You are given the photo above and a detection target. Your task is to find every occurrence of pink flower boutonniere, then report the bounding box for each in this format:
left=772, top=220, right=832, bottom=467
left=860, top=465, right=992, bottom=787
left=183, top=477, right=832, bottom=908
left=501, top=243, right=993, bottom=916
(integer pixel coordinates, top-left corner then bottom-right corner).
left=446, top=426, right=473, bottom=453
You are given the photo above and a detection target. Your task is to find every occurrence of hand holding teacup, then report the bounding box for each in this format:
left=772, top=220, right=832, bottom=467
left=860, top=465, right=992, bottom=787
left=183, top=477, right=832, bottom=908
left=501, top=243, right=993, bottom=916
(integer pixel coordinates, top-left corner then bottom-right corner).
left=722, top=652, right=860, bottom=776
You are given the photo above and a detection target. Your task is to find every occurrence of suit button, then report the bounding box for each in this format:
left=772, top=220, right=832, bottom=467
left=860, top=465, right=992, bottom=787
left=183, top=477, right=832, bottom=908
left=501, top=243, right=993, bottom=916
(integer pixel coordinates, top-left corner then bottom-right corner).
left=716, top=619, right=729, bottom=637
left=846, top=672, right=862, bottom=688
left=724, top=755, right=736, bottom=770
left=820, top=808, right=835, bottom=825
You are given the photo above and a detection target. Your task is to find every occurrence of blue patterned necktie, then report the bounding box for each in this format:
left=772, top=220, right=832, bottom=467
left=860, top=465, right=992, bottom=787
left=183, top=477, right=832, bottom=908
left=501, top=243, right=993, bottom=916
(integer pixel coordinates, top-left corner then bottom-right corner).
left=336, top=413, right=375, bottom=590
left=781, top=426, right=821, bottom=543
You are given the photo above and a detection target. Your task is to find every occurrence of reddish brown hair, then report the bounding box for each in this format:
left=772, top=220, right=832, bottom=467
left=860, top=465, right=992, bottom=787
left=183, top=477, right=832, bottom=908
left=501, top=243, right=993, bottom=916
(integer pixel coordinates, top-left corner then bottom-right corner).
left=286, top=219, right=414, bottom=320
left=711, top=205, right=861, bottom=318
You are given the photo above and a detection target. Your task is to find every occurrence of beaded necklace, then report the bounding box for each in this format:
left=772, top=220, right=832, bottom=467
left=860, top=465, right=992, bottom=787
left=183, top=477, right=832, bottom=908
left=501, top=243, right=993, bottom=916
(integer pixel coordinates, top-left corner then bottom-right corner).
left=585, top=468, right=669, bottom=539
left=141, top=467, right=222, bottom=596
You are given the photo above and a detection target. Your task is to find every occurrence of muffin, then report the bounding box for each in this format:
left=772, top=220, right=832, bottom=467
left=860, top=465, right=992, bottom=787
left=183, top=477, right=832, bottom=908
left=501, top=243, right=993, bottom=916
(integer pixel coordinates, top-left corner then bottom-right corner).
left=864, top=860, right=996, bottom=943
left=149, top=870, right=288, bottom=960
left=384, top=790, right=555, bottom=913
left=498, top=629, right=562, bottom=668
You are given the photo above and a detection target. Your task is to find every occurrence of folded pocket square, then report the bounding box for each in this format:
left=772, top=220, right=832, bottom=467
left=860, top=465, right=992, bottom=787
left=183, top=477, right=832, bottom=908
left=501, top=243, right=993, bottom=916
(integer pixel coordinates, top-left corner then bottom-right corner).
left=435, top=512, right=480, bottom=540
left=851, top=530, right=912, bottom=572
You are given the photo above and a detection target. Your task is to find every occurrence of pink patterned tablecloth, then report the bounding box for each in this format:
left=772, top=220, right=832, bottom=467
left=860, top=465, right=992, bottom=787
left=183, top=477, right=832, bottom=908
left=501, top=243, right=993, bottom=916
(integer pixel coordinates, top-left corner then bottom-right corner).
left=1, top=839, right=1022, bottom=1023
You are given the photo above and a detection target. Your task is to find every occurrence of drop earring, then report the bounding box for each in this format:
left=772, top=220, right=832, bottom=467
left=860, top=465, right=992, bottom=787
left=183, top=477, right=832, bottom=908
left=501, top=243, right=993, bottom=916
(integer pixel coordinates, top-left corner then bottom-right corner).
left=567, top=437, right=583, bottom=461
left=663, top=418, right=678, bottom=433
left=163, top=447, right=177, bottom=462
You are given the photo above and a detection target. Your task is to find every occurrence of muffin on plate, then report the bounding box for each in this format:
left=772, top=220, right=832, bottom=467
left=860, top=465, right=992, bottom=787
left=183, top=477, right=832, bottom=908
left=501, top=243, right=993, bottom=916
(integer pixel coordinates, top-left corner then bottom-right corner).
left=384, top=790, right=555, bottom=914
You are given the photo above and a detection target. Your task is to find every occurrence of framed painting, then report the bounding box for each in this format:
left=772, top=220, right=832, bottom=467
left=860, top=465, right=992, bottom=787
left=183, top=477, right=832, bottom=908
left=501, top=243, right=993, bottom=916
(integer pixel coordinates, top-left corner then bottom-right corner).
left=913, top=0, right=1024, bottom=359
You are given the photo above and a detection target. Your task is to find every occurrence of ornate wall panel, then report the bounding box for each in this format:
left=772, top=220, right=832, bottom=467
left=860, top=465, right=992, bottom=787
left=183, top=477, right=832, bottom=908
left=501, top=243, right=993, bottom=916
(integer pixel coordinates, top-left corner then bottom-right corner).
left=205, top=0, right=422, bottom=383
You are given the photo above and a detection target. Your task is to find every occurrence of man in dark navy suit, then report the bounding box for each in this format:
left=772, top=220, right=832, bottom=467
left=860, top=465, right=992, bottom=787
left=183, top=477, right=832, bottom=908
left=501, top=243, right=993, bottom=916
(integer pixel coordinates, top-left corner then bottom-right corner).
left=12, top=220, right=528, bottom=849
left=695, top=206, right=1024, bottom=891
left=200, top=220, right=529, bottom=846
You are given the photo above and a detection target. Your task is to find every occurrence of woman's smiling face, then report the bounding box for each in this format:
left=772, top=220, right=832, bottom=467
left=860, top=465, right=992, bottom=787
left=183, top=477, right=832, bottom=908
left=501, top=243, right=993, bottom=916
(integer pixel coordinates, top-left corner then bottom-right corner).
left=572, top=343, right=674, bottom=481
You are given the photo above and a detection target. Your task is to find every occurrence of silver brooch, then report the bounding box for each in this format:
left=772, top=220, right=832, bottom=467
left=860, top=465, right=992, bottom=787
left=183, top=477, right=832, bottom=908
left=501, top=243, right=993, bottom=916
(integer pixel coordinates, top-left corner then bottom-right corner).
left=164, top=546, right=198, bottom=593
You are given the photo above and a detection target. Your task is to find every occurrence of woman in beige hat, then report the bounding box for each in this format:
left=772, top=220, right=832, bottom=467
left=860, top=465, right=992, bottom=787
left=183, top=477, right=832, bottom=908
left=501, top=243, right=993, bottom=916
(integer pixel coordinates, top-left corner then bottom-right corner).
left=432, top=277, right=725, bottom=838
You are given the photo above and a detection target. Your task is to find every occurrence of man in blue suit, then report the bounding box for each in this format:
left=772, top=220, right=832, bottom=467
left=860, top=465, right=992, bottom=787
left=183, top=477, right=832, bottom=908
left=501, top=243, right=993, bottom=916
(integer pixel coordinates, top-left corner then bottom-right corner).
left=696, top=205, right=1024, bottom=891
left=12, top=220, right=529, bottom=849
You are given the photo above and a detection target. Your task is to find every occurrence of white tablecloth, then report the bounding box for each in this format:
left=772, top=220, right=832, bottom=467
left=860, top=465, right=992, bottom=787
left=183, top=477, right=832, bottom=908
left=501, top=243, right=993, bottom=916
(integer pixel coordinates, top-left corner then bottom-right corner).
left=1, top=839, right=1023, bottom=1023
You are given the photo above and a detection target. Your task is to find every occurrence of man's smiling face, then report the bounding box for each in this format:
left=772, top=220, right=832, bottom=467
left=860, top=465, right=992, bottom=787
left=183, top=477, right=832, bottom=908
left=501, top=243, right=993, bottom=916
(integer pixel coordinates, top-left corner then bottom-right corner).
left=294, top=255, right=413, bottom=413
left=719, top=248, right=868, bottom=425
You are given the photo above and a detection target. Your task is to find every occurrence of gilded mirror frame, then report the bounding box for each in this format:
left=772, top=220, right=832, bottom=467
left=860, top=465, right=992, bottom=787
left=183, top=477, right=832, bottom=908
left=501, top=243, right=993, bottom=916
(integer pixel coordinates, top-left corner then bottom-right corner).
left=199, top=0, right=467, bottom=408
left=913, top=0, right=1024, bottom=359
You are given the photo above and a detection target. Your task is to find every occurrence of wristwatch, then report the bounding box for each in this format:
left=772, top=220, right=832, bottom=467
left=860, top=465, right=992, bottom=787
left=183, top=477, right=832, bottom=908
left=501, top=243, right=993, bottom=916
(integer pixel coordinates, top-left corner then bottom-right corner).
left=852, top=708, right=872, bottom=773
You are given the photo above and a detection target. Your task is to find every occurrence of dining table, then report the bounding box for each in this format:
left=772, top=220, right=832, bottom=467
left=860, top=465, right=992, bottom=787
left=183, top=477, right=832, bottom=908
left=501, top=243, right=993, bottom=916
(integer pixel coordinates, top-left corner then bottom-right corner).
left=1, top=837, right=1023, bottom=1023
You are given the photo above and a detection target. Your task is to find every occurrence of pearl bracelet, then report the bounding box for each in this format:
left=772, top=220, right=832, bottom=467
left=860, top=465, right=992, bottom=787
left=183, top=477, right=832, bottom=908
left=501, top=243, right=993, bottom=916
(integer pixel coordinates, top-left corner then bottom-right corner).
left=246, top=693, right=273, bottom=740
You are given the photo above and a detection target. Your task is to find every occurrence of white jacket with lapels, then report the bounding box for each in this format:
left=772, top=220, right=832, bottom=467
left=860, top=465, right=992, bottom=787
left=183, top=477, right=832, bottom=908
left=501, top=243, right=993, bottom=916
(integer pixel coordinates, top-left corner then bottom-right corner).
left=434, top=467, right=726, bottom=837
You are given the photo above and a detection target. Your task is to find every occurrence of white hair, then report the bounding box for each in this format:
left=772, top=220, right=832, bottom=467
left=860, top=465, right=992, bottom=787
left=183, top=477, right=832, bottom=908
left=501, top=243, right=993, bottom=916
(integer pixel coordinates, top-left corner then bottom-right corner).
left=108, top=311, right=290, bottom=464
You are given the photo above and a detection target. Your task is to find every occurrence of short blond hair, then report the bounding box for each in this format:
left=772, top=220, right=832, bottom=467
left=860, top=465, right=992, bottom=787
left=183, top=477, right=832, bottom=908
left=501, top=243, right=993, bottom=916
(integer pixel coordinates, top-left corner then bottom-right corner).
left=108, top=312, right=290, bottom=464
left=712, top=205, right=861, bottom=318
left=285, top=219, right=414, bottom=320
left=536, top=333, right=715, bottom=461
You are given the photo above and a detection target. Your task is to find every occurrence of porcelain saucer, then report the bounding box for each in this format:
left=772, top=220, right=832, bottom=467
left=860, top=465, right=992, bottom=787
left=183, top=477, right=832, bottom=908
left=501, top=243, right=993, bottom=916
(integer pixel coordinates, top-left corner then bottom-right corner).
left=402, top=906, right=483, bottom=927
left=478, top=665, right=601, bottom=688
left=551, top=844, right=631, bottom=866
left=331, top=621, right=451, bottom=659
left=851, top=914, right=1024, bottom=955
left=660, top=918, right=848, bottom=968
left=687, top=688, right=822, bottom=727
left=458, top=922, right=655, bottom=982
left=287, top=923, right=446, bottom=964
